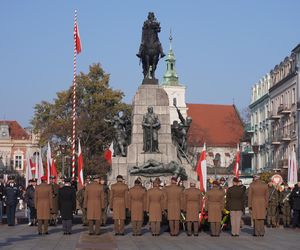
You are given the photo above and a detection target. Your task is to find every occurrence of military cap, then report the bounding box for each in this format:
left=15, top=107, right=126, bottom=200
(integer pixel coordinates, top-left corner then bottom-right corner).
left=220, top=177, right=226, bottom=181
left=32, top=178, right=37, bottom=182
left=64, top=177, right=72, bottom=183
left=8, top=176, right=15, bottom=181
left=233, top=177, right=239, bottom=183
left=116, top=175, right=123, bottom=180
left=93, top=175, right=100, bottom=180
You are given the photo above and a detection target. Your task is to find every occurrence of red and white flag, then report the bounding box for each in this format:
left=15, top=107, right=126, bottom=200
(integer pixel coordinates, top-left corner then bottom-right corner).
left=78, top=140, right=84, bottom=188
left=233, top=144, right=240, bottom=178
left=25, top=151, right=33, bottom=187
left=196, top=143, right=207, bottom=192
left=288, top=147, right=298, bottom=187
left=36, top=150, right=44, bottom=185
left=104, top=142, right=114, bottom=166
left=74, top=16, right=82, bottom=54
left=46, top=142, right=52, bottom=184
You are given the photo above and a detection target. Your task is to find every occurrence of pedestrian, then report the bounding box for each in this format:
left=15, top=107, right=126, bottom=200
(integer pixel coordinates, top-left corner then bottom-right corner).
left=128, top=179, right=146, bottom=236
left=84, top=175, right=105, bottom=235
left=248, top=175, right=268, bottom=236
left=267, top=181, right=279, bottom=227
left=35, top=176, right=53, bottom=235
left=50, top=176, right=59, bottom=226
left=0, top=175, right=5, bottom=224
left=163, top=176, right=183, bottom=236
left=24, top=178, right=37, bottom=226
left=4, top=176, right=20, bottom=226
left=100, top=176, right=109, bottom=226
left=76, top=181, right=88, bottom=226
left=110, top=175, right=128, bottom=236
left=290, top=181, right=300, bottom=228
left=58, top=178, right=76, bottom=235
left=279, top=183, right=291, bottom=227
left=182, top=181, right=202, bottom=236
left=146, top=178, right=164, bottom=236
left=206, top=180, right=225, bottom=237
left=226, top=177, right=246, bottom=236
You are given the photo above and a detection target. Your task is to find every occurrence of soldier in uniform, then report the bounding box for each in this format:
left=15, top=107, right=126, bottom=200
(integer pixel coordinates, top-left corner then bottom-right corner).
left=182, top=182, right=202, bottom=236
left=267, top=181, right=279, bottom=227
left=84, top=175, right=105, bottom=235
left=4, top=176, right=20, bottom=226
left=100, top=176, right=109, bottom=226
left=226, top=177, right=246, bottom=236
left=290, top=181, right=300, bottom=228
left=146, top=178, right=164, bottom=236
left=50, top=176, right=59, bottom=226
left=25, top=178, right=37, bottom=226
left=76, top=181, right=88, bottom=226
left=280, top=183, right=291, bottom=227
left=128, top=179, right=146, bottom=236
left=110, top=175, right=128, bottom=235
left=206, top=180, right=225, bottom=237
left=58, top=177, right=76, bottom=235
left=248, top=175, right=268, bottom=236
left=35, top=176, right=53, bottom=235
left=163, top=177, right=183, bottom=236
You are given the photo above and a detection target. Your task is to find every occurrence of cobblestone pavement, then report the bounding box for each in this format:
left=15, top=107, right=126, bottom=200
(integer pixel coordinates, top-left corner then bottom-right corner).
left=0, top=223, right=299, bottom=250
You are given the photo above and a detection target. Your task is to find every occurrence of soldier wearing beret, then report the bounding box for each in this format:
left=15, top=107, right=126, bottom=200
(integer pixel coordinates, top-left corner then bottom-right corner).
left=206, top=180, right=225, bottom=237
left=110, top=175, right=128, bottom=235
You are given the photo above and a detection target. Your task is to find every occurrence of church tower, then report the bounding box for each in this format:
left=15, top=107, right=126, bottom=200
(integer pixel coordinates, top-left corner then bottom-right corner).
left=161, top=32, right=187, bottom=124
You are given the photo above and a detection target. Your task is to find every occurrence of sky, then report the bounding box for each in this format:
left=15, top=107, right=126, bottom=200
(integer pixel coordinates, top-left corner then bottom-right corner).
left=1, top=0, right=300, bottom=127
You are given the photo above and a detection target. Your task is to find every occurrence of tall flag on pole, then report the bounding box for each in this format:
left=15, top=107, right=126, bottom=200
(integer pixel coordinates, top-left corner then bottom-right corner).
left=25, top=151, right=33, bottom=187
left=288, top=147, right=298, bottom=187
left=46, top=142, right=52, bottom=184
left=71, top=10, right=82, bottom=180
left=196, top=143, right=207, bottom=192
left=78, top=140, right=84, bottom=188
left=36, top=149, right=44, bottom=185
left=104, top=142, right=114, bottom=166
left=233, top=144, right=240, bottom=178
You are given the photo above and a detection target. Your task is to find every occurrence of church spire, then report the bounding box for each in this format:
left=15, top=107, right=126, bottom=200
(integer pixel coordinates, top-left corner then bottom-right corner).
left=162, top=30, right=180, bottom=86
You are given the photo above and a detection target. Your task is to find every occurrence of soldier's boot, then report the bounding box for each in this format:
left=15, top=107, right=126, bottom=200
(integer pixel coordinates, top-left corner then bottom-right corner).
left=187, top=222, right=192, bottom=236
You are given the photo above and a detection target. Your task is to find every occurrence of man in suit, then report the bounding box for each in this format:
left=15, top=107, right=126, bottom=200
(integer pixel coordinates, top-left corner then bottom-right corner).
left=248, top=175, right=268, bottom=236
left=110, top=175, right=128, bottom=235
left=128, top=179, right=146, bottom=236
left=84, top=175, right=105, bottom=235
left=58, top=178, right=76, bottom=235
left=163, top=177, right=183, bottom=236
left=147, top=178, right=164, bottom=236
left=206, top=180, right=225, bottom=237
left=226, top=177, right=246, bottom=236
left=35, top=176, right=53, bottom=235
left=183, top=182, right=202, bottom=236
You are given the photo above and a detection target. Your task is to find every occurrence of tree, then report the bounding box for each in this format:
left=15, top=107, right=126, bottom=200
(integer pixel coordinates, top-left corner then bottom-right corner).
left=31, top=63, right=131, bottom=177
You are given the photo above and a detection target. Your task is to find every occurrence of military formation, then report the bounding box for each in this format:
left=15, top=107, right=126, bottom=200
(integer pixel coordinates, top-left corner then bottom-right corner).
left=1, top=173, right=300, bottom=238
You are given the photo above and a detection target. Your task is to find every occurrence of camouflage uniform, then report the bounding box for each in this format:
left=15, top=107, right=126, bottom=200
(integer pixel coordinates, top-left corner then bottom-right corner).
left=267, top=186, right=279, bottom=227
left=76, top=187, right=87, bottom=226
left=280, top=189, right=291, bottom=227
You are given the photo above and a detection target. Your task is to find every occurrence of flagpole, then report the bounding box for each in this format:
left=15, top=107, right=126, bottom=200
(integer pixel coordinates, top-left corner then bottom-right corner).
left=71, top=10, right=78, bottom=179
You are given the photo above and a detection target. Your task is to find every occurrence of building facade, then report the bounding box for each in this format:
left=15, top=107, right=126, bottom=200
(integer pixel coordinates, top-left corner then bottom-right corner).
left=0, top=121, right=39, bottom=175
left=249, top=45, right=299, bottom=173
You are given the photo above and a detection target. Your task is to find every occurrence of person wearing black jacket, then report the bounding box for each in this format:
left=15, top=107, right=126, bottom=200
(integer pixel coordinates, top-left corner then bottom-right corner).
left=25, top=179, right=37, bottom=226
left=4, top=177, right=20, bottom=226
left=226, top=177, right=246, bottom=236
left=58, top=178, right=76, bottom=235
left=290, top=181, right=300, bottom=228
left=0, top=175, right=5, bottom=224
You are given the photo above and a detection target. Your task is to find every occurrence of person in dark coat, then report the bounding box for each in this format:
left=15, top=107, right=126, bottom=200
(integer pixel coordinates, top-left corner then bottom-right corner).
left=58, top=178, right=76, bottom=235
left=290, top=181, right=300, bottom=228
left=4, top=176, right=20, bottom=226
left=0, top=175, right=5, bottom=224
left=25, top=179, right=37, bottom=226
left=226, top=177, right=246, bottom=236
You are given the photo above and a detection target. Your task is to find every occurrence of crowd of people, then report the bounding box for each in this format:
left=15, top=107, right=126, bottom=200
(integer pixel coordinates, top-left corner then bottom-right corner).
left=1, top=173, right=300, bottom=237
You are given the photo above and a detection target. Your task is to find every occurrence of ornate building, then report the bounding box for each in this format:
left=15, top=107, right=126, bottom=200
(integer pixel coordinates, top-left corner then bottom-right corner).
left=0, top=120, right=39, bottom=174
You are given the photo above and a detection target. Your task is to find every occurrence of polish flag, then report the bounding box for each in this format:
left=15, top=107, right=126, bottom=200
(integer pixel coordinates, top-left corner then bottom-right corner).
left=233, top=144, right=240, bottom=178
left=36, top=150, right=44, bottom=185
left=104, top=142, right=114, bottom=166
left=51, top=159, right=58, bottom=183
left=25, top=151, right=33, bottom=187
left=46, top=142, right=52, bottom=184
left=78, top=140, right=84, bottom=188
left=196, top=143, right=207, bottom=192
left=74, top=20, right=82, bottom=54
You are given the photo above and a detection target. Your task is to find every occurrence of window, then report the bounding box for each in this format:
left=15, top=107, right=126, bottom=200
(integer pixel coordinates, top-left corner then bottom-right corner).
left=292, top=88, right=296, bottom=104
left=171, top=63, right=174, bottom=70
left=14, top=155, right=22, bottom=169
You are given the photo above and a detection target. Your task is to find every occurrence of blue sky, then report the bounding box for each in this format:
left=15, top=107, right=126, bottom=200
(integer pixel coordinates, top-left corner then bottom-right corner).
left=1, top=0, right=300, bottom=127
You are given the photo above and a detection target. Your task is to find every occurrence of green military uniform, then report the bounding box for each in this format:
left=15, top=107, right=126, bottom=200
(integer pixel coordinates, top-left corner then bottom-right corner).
left=280, top=189, right=291, bottom=227
left=76, top=187, right=87, bottom=226
left=101, top=184, right=110, bottom=226
left=267, top=185, right=279, bottom=227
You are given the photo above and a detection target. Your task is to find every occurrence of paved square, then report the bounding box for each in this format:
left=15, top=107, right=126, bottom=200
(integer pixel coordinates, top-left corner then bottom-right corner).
left=0, top=223, right=299, bottom=250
